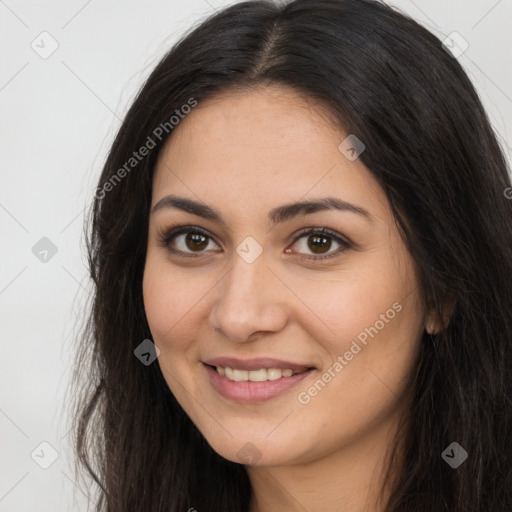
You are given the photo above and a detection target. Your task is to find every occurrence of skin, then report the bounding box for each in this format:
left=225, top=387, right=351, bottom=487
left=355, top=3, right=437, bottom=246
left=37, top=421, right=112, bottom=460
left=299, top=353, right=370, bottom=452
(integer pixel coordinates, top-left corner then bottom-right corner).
left=143, top=85, right=435, bottom=512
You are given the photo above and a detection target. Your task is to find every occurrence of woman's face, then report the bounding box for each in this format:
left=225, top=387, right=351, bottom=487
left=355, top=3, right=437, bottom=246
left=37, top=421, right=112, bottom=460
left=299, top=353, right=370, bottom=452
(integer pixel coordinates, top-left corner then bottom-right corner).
left=143, top=85, right=426, bottom=467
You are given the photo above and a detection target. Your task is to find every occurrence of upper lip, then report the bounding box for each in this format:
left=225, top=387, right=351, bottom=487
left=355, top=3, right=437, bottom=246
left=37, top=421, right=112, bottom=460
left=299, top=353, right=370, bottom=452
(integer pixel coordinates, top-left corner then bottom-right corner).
left=203, top=357, right=314, bottom=372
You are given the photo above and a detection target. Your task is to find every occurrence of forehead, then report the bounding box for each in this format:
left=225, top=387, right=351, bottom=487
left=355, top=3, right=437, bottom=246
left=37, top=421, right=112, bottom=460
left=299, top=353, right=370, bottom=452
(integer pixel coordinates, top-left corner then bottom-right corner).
left=157, top=86, right=338, bottom=165
left=151, top=86, right=387, bottom=222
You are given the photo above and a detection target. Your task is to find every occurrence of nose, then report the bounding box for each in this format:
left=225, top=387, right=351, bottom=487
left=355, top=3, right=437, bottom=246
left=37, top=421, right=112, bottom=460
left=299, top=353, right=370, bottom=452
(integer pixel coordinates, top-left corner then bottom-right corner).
left=208, top=249, right=289, bottom=343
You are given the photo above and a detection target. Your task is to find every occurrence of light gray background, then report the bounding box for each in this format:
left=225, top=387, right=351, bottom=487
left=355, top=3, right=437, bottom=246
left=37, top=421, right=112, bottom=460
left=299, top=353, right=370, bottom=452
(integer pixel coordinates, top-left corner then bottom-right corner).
left=1, top=1, right=511, bottom=510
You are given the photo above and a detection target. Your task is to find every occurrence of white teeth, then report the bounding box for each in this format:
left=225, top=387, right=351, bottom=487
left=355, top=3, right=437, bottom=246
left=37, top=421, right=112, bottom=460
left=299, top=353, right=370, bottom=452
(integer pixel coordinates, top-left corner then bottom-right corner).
left=248, top=368, right=268, bottom=382
left=215, top=366, right=302, bottom=381
left=233, top=369, right=249, bottom=382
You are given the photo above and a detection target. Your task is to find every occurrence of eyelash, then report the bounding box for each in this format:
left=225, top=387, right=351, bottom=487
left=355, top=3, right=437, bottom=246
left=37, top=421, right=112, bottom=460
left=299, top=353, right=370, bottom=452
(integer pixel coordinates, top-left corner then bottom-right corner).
left=156, top=224, right=351, bottom=261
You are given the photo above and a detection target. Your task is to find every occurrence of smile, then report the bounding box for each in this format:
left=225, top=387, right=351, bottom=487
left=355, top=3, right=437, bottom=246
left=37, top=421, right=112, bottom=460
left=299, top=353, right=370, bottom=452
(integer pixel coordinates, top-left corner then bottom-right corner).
left=203, top=363, right=315, bottom=403
left=214, top=366, right=304, bottom=381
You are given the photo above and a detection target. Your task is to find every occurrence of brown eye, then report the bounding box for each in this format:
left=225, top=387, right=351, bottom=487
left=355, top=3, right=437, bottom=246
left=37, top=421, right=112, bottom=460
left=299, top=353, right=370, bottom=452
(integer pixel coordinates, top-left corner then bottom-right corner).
left=185, top=233, right=209, bottom=251
left=308, top=235, right=332, bottom=254
left=288, top=228, right=351, bottom=260
left=159, top=226, right=221, bottom=257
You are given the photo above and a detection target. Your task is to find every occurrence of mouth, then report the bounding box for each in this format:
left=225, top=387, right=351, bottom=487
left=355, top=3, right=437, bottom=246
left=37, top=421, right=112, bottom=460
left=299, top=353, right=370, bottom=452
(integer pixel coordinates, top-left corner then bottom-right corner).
left=206, top=364, right=307, bottom=382
left=202, top=357, right=316, bottom=403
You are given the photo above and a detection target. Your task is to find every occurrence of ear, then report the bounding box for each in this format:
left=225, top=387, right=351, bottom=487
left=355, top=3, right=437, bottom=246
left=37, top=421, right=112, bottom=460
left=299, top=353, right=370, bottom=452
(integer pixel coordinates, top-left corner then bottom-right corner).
left=425, top=293, right=455, bottom=335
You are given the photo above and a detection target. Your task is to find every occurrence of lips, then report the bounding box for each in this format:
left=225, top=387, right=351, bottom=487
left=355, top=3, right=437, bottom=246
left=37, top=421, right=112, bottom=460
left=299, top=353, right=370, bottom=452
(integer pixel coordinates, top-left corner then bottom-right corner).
left=201, top=356, right=316, bottom=403
left=203, top=363, right=315, bottom=403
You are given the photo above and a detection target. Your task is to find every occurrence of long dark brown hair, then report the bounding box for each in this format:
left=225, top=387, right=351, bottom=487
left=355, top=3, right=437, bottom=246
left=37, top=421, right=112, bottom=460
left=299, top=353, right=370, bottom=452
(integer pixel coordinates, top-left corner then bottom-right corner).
left=68, top=0, right=512, bottom=510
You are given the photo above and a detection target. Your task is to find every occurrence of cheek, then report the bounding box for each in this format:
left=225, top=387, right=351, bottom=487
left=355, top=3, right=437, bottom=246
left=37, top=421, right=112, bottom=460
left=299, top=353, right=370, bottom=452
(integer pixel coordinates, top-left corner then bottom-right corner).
left=142, top=256, right=199, bottom=351
left=142, top=258, right=207, bottom=404
left=285, top=263, right=410, bottom=356
left=287, top=256, right=423, bottom=415
left=292, top=291, right=421, bottom=457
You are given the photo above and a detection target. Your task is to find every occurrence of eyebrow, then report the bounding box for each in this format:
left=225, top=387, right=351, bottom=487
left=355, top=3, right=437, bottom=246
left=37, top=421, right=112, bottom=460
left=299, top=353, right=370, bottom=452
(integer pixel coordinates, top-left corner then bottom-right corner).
left=151, top=194, right=373, bottom=226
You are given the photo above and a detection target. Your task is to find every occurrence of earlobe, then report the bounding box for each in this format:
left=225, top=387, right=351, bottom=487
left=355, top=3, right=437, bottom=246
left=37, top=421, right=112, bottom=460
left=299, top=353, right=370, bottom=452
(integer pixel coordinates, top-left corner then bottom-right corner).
left=425, top=294, right=456, bottom=335
left=425, top=323, right=436, bottom=335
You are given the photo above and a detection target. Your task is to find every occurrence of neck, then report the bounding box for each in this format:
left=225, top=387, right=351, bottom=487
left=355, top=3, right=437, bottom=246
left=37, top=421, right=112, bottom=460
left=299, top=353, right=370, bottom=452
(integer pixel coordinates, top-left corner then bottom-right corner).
left=246, top=410, right=404, bottom=512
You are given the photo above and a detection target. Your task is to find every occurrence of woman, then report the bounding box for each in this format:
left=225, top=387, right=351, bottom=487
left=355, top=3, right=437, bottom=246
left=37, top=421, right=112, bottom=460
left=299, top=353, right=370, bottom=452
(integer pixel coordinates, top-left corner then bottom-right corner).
left=70, top=1, right=512, bottom=510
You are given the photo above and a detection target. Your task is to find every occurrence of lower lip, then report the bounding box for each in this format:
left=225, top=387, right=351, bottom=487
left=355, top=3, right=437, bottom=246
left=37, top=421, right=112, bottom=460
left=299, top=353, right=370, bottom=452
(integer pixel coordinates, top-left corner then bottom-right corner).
left=204, top=364, right=314, bottom=403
